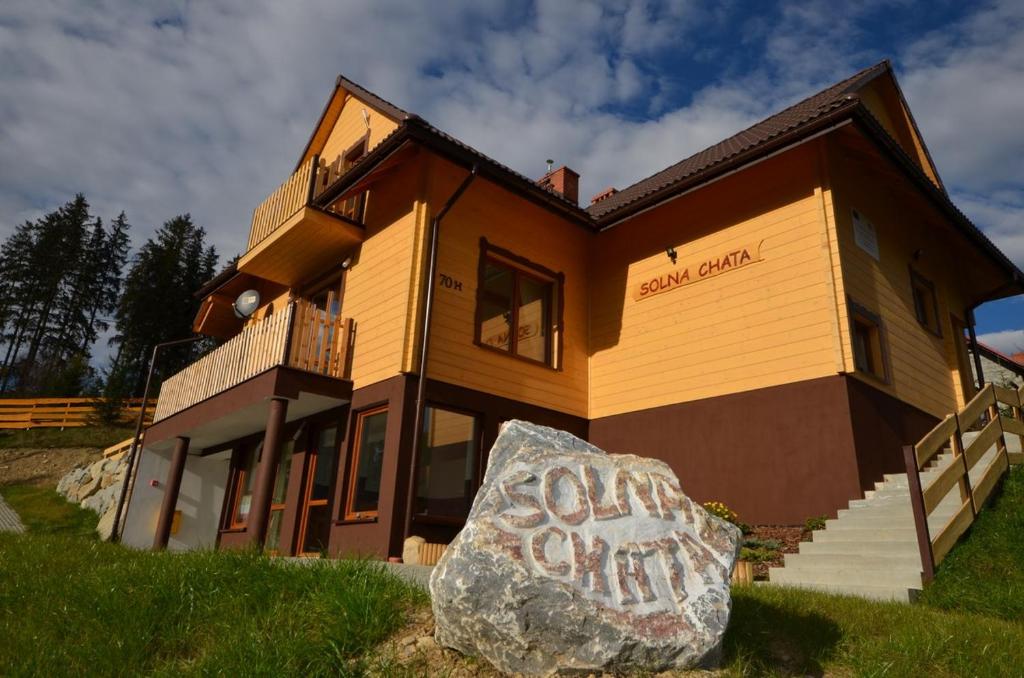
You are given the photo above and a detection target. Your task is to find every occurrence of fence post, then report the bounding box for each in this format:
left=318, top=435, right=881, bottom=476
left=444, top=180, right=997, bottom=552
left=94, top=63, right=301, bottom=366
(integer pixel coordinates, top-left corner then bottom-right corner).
left=951, top=414, right=977, bottom=517
left=903, top=444, right=936, bottom=582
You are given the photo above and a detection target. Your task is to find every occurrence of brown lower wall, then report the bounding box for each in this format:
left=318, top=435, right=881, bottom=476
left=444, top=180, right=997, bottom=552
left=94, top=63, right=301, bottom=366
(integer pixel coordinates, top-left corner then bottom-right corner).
left=589, top=376, right=864, bottom=525
left=589, top=374, right=940, bottom=524
left=845, top=375, right=939, bottom=491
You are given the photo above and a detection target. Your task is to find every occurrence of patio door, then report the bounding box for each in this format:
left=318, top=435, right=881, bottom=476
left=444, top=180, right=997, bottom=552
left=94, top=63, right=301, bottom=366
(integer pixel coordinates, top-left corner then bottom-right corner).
left=296, top=423, right=340, bottom=555
left=264, top=438, right=296, bottom=555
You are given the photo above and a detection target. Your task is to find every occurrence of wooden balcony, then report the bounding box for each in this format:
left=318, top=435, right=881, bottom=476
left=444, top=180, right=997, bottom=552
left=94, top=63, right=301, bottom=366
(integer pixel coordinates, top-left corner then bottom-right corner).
left=153, top=300, right=355, bottom=423
left=238, top=155, right=364, bottom=286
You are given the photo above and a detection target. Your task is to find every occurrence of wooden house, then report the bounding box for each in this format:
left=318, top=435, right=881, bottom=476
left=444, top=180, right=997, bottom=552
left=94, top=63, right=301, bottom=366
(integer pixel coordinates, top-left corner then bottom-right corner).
left=121, top=61, right=1023, bottom=558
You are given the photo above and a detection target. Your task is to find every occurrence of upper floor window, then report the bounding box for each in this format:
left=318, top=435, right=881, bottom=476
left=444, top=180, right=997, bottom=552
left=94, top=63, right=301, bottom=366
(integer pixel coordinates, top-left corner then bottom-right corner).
left=909, top=269, right=941, bottom=337
left=474, top=239, right=562, bottom=368
left=338, top=137, right=368, bottom=222
left=850, top=300, right=889, bottom=383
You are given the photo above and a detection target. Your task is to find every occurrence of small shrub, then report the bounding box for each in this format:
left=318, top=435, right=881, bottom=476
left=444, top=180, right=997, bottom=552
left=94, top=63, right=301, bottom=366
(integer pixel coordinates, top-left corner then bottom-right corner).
left=804, top=515, right=827, bottom=531
left=740, top=546, right=778, bottom=563
left=743, top=537, right=781, bottom=551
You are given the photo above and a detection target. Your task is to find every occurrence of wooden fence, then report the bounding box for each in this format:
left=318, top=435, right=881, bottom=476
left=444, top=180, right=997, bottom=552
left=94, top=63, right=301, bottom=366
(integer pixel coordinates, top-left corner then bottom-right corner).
left=0, top=398, right=154, bottom=430
left=153, top=300, right=355, bottom=423
left=904, top=382, right=1023, bottom=580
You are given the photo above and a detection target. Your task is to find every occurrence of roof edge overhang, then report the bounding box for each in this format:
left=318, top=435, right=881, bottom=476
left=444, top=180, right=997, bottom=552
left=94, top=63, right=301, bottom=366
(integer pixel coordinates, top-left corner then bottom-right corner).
left=592, top=99, right=1022, bottom=302
left=313, top=118, right=596, bottom=230
left=594, top=99, right=862, bottom=230
left=849, top=106, right=1024, bottom=300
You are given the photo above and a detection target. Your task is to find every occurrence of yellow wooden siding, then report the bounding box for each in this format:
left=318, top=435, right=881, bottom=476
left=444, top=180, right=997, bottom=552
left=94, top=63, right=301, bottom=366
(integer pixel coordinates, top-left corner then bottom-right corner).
left=825, top=136, right=967, bottom=417
left=423, top=157, right=589, bottom=417
left=320, top=95, right=398, bottom=167
left=337, top=164, right=420, bottom=389
left=589, top=143, right=839, bottom=418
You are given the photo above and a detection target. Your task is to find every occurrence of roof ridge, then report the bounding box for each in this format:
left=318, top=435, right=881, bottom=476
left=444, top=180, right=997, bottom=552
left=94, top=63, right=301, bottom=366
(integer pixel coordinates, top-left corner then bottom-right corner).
left=587, top=60, right=890, bottom=217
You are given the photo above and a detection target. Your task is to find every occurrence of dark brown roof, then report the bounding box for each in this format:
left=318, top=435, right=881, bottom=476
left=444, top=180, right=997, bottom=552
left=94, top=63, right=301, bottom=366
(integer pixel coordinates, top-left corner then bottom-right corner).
left=305, top=65, right=1023, bottom=287
left=336, top=75, right=411, bottom=121
left=587, top=61, right=891, bottom=220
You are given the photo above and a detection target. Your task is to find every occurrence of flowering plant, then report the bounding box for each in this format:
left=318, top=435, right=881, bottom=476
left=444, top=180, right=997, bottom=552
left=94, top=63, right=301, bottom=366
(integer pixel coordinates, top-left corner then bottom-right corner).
left=702, top=500, right=739, bottom=525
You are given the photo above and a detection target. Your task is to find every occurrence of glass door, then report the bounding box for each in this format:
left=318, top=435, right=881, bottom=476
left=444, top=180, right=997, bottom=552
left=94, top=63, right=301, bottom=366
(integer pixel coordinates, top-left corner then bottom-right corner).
left=297, top=424, right=340, bottom=555
left=264, top=439, right=296, bottom=555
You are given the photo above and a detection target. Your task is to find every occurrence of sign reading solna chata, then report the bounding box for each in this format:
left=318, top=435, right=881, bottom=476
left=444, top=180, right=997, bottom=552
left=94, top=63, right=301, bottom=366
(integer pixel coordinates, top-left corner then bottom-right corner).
left=632, top=240, right=764, bottom=301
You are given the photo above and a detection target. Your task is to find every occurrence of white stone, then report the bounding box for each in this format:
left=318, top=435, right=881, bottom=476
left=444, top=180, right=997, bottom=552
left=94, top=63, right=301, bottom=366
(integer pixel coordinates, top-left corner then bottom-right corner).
left=430, top=421, right=741, bottom=676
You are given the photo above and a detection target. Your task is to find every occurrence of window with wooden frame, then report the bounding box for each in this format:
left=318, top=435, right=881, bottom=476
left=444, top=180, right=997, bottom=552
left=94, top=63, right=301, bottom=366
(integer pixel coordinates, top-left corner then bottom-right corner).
left=344, top=405, right=388, bottom=520
left=338, top=136, right=368, bottom=222
left=909, top=269, right=942, bottom=337
left=849, top=301, right=889, bottom=383
left=414, top=405, right=481, bottom=523
left=474, top=239, right=563, bottom=368
left=229, top=440, right=262, bottom=529
left=297, top=424, right=339, bottom=555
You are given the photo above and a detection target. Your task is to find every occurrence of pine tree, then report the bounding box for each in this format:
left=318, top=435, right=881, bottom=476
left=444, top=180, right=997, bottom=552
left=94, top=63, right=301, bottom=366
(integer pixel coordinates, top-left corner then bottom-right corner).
left=108, top=214, right=218, bottom=397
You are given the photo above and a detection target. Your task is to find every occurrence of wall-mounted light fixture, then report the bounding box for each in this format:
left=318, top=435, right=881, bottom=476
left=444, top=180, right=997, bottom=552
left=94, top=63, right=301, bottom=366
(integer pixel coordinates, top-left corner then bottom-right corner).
left=666, top=246, right=678, bottom=265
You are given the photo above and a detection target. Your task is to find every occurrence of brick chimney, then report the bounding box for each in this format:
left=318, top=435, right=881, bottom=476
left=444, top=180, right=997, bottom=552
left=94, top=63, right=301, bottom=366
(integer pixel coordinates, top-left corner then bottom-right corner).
left=590, top=186, right=618, bottom=205
left=537, top=165, right=579, bottom=205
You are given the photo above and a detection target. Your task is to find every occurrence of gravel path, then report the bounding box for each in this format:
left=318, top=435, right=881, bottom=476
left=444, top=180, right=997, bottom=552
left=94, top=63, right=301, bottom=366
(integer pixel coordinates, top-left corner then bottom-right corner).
left=0, top=491, right=25, bottom=533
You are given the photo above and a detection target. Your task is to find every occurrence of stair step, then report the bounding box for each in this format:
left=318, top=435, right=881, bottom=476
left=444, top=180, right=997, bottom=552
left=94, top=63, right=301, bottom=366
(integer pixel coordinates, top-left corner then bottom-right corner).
left=798, top=540, right=920, bottom=556
left=767, top=580, right=918, bottom=603
left=769, top=565, right=922, bottom=589
left=784, top=552, right=922, bottom=569
left=811, top=526, right=918, bottom=542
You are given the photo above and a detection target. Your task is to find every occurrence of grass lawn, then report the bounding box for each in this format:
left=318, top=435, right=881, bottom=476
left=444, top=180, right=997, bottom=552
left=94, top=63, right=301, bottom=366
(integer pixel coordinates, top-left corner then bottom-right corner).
left=0, top=425, right=133, bottom=449
left=919, top=463, right=1024, bottom=620
left=0, top=469, right=1020, bottom=676
left=0, top=535, right=427, bottom=677
left=2, top=484, right=99, bottom=537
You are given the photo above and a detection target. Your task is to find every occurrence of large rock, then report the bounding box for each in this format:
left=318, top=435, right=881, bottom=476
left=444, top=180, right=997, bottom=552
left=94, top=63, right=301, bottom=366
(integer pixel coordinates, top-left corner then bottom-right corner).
left=430, top=421, right=741, bottom=676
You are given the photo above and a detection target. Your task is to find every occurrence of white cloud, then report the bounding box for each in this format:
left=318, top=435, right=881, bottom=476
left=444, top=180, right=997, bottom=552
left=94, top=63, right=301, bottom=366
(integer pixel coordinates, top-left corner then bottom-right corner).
left=0, top=0, right=1020, bottom=287
left=978, top=329, right=1024, bottom=355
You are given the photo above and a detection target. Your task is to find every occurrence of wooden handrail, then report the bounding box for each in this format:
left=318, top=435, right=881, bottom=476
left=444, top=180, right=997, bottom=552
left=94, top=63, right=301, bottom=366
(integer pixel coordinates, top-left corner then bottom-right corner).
left=247, top=156, right=319, bottom=251
left=904, top=382, right=1021, bottom=580
left=152, top=301, right=355, bottom=423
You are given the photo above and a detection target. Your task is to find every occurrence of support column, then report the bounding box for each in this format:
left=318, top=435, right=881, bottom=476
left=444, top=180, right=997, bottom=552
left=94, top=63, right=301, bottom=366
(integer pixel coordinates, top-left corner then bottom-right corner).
left=153, top=436, right=189, bottom=550
left=247, top=397, right=289, bottom=548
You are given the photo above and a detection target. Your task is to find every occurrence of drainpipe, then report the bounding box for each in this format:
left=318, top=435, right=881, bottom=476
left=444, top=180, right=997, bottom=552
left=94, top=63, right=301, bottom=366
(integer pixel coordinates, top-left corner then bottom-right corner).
left=966, top=308, right=986, bottom=391
left=402, top=165, right=478, bottom=542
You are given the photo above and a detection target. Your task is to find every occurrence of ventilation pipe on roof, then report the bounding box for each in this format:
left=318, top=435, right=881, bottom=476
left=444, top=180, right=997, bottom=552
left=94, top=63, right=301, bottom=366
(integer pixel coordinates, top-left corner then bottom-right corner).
left=403, top=165, right=479, bottom=542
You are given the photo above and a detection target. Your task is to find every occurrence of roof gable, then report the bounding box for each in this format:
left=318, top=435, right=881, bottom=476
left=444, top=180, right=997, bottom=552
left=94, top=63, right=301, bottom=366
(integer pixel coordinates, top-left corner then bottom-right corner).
left=295, top=75, right=410, bottom=171
left=853, top=70, right=944, bottom=191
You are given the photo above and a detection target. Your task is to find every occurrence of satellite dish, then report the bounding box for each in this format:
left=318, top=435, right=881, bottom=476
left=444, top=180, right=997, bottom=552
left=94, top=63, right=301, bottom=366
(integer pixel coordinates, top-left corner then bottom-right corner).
left=233, top=290, right=260, bottom=319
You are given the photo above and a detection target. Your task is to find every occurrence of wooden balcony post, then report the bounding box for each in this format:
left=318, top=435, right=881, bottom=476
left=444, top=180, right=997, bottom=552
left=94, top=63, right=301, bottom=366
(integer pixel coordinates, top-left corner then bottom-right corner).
left=247, top=397, right=289, bottom=548
left=153, top=436, right=190, bottom=550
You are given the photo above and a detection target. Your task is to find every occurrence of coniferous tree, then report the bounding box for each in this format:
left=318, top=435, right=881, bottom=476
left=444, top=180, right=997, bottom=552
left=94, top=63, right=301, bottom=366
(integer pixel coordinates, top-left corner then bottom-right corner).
left=0, top=196, right=131, bottom=395
left=108, top=214, right=217, bottom=397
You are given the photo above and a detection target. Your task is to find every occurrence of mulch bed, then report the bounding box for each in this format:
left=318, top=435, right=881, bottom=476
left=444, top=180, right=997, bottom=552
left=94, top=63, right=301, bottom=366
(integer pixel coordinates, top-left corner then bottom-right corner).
left=746, top=525, right=813, bottom=580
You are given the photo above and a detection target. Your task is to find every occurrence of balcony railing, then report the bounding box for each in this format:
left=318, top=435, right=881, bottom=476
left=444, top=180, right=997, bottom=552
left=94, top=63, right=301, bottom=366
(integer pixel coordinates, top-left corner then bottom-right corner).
left=153, top=300, right=355, bottom=423
left=246, top=154, right=360, bottom=253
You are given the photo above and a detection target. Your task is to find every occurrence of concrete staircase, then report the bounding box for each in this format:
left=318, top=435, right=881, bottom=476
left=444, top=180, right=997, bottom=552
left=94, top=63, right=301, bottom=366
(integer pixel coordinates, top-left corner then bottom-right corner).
left=768, top=433, right=1008, bottom=602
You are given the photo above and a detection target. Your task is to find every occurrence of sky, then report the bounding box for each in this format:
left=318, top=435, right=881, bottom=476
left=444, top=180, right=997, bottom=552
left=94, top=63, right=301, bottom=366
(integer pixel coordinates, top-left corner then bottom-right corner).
left=1, top=0, right=1022, bottom=360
